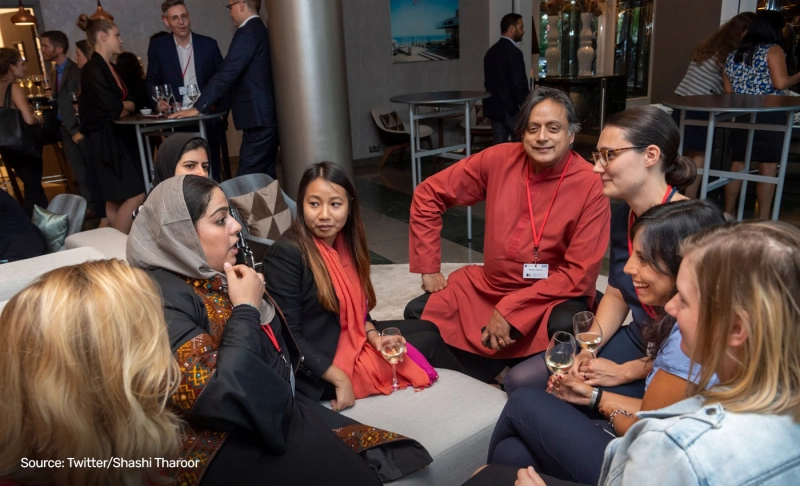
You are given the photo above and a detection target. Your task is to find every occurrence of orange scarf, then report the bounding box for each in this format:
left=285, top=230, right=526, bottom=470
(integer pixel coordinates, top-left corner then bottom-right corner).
left=314, top=235, right=430, bottom=398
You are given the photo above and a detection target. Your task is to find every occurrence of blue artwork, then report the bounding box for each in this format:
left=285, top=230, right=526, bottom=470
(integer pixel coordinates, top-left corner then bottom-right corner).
left=390, top=0, right=460, bottom=63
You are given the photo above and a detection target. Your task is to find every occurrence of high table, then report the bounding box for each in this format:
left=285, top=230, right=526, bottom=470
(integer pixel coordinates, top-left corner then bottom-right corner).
left=389, top=91, right=490, bottom=240
left=114, top=112, right=223, bottom=193
left=663, top=94, right=800, bottom=221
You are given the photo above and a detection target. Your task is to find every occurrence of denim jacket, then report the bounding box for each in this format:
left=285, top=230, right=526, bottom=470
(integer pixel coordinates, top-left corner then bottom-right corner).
left=598, top=396, right=800, bottom=485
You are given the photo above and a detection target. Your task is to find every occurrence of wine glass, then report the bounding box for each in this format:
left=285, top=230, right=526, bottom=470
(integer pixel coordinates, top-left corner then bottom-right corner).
left=150, top=85, right=164, bottom=116
left=32, top=75, right=42, bottom=96
left=545, top=331, right=577, bottom=376
left=42, top=77, right=51, bottom=99
left=186, top=84, right=200, bottom=108
left=161, top=84, right=174, bottom=113
left=381, top=327, right=405, bottom=391
left=24, top=77, right=33, bottom=97
left=573, top=311, right=603, bottom=359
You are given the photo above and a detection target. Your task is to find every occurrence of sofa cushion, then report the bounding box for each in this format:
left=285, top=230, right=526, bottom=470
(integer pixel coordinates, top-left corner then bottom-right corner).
left=327, top=369, right=507, bottom=485
left=65, top=227, right=129, bottom=261
left=32, top=205, right=69, bottom=253
left=380, top=111, right=405, bottom=132
left=0, top=247, right=107, bottom=302
left=228, top=180, right=292, bottom=241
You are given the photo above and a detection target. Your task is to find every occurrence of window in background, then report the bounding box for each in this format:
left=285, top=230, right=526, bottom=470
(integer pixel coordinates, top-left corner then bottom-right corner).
left=614, top=0, right=654, bottom=98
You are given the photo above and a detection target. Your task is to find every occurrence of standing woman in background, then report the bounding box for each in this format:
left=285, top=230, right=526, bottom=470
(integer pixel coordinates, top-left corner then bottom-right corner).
left=74, top=40, right=92, bottom=69
left=77, top=14, right=144, bottom=234
left=723, top=9, right=800, bottom=219
left=673, top=11, right=755, bottom=199
left=0, top=47, right=46, bottom=217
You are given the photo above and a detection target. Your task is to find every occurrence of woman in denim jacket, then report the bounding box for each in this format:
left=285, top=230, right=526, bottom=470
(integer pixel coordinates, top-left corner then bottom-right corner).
left=471, top=220, right=800, bottom=486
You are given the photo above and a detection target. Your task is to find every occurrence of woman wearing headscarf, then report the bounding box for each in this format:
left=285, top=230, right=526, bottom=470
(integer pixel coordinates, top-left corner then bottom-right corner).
left=152, top=133, right=210, bottom=186
left=127, top=175, right=431, bottom=485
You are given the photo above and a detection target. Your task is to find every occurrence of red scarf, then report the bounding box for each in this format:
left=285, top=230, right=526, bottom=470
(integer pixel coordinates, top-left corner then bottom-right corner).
left=314, top=235, right=430, bottom=397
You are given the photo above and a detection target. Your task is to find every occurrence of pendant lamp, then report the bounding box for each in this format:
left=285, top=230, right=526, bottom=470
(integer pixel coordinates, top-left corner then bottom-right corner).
left=90, top=0, right=114, bottom=21
left=10, top=0, right=36, bottom=26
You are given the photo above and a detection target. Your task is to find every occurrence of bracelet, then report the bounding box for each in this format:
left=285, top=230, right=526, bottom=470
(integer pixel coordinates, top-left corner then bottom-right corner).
left=233, top=302, right=258, bottom=311
left=588, top=387, right=599, bottom=409
left=608, top=409, right=634, bottom=429
left=593, top=389, right=604, bottom=411
left=365, top=329, right=378, bottom=336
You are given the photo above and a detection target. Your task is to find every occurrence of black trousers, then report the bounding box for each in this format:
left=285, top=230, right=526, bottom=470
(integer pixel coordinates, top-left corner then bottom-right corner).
left=238, top=126, right=279, bottom=178
left=2, top=150, right=47, bottom=218
left=319, top=318, right=464, bottom=400
left=403, top=293, right=591, bottom=383
left=490, top=115, right=521, bottom=145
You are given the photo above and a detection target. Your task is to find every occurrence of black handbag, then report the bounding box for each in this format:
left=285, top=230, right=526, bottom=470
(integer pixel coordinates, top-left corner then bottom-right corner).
left=0, top=84, right=40, bottom=159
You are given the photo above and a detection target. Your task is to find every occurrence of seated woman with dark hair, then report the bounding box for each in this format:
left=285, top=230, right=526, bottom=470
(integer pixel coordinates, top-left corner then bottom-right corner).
left=471, top=220, right=800, bottom=486
left=477, top=200, right=724, bottom=485
left=264, top=162, right=463, bottom=412
left=153, top=133, right=210, bottom=186
left=127, top=175, right=430, bottom=484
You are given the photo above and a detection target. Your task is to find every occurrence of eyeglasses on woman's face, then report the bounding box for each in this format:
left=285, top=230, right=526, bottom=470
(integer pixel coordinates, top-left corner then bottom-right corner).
left=591, top=146, right=648, bottom=167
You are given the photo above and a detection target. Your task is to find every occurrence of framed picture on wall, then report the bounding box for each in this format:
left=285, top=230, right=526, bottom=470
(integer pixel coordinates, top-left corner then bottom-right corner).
left=13, top=42, right=27, bottom=62
left=390, top=0, right=459, bottom=63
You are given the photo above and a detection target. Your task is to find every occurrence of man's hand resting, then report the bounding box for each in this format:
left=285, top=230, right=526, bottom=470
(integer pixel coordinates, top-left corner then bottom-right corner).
left=421, top=272, right=447, bottom=293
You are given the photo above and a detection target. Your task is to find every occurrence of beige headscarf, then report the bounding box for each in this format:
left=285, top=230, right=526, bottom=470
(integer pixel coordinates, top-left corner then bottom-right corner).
left=127, top=175, right=275, bottom=322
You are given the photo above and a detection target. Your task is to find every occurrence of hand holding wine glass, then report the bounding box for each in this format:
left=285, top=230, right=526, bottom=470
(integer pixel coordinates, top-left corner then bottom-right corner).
left=381, top=327, right=405, bottom=391
left=545, top=331, right=576, bottom=377
left=573, top=311, right=603, bottom=359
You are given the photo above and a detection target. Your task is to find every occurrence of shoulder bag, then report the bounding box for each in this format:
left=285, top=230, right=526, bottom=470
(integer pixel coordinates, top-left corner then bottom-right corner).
left=0, top=84, right=40, bottom=159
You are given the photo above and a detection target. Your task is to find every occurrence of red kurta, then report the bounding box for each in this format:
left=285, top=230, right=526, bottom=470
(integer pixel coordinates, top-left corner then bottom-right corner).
left=409, top=143, right=610, bottom=358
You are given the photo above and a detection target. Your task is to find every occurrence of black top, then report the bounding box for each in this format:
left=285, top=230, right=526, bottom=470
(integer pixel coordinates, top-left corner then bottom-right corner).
left=0, top=189, right=46, bottom=262
left=79, top=52, right=124, bottom=134
left=481, top=37, right=529, bottom=119
left=263, top=233, right=343, bottom=401
left=148, top=268, right=297, bottom=453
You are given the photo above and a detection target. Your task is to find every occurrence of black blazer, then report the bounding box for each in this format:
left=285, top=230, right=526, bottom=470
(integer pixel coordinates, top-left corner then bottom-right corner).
left=483, top=37, right=529, bottom=120
left=195, top=18, right=277, bottom=130
left=145, top=31, right=224, bottom=109
left=79, top=52, right=124, bottom=134
left=51, top=58, right=81, bottom=135
left=264, top=235, right=344, bottom=401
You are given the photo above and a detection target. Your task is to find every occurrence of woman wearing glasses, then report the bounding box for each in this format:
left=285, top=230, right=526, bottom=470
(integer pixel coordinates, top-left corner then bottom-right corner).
left=504, top=106, right=696, bottom=398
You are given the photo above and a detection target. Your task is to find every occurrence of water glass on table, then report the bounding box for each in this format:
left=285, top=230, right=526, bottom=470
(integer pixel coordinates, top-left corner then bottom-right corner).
left=573, top=311, right=603, bottom=359
left=545, top=331, right=577, bottom=377
left=381, top=327, right=405, bottom=391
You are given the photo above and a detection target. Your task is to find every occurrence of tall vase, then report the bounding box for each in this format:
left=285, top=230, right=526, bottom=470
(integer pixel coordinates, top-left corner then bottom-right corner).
left=577, top=12, right=595, bottom=76
left=545, top=16, right=561, bottom=77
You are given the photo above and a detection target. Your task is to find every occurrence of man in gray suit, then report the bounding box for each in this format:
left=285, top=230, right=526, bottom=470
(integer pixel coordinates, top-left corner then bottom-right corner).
left=41, top=31, right=98, bottom=211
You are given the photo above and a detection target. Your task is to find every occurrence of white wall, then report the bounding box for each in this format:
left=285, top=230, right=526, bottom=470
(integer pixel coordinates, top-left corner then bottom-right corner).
left=720, top=0, right=757, bottom=24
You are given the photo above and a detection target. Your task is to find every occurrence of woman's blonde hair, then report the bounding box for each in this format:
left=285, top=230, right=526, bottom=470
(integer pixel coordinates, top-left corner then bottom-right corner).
left=76, top=13, right=115, bottom=50
left=0, top=260, right=181, bottom=485
left=682, top=221, right=800, bottom=420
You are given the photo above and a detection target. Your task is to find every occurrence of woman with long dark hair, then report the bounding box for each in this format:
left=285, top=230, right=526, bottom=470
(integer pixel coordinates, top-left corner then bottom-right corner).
left=674, top=11, right=755, bottom=198
left=475, top=200, right=724, bottom=485
left=264, top=162, right=462, bottom=411
left=723, top=9, right=800, bottom=219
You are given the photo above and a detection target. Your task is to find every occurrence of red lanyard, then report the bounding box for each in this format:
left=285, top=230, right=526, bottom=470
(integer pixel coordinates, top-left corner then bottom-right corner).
left=525, top=153, right=573, bottom=263
left=261, top=323, right=281, bottom=353
left=627, top=185, right=675, bottom=320
left=181, top=47, right=193, bottom=80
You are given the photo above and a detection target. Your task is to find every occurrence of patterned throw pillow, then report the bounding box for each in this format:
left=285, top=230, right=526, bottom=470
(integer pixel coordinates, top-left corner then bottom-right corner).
left=31, top=205, right=69, bottom=253
left=228, top=181, right=292, bottom=241
left=379, top=112, right=405, bottom=131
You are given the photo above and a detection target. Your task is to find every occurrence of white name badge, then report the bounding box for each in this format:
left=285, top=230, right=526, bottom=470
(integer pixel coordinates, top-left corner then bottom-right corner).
left=178, top=86, right=187, bottom=96
left=523, top=263, right=549, bottom=279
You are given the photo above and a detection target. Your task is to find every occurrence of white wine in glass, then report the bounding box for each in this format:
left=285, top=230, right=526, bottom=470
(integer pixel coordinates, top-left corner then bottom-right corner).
left=545, top=331, right=576, bottom=376
left=574, top=311, right=603, bottom=359
left=186, top=84, right=200, bottom=107
left=381, top=327, right=405, bottom=391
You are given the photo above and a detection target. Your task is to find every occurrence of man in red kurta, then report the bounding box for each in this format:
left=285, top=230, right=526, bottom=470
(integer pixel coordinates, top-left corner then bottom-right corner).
left=405, top=87, right=610, bottom=382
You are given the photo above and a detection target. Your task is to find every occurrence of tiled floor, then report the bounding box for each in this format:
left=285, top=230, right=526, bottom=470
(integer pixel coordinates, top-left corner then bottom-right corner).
left=356, top=135, right=800, bottom=266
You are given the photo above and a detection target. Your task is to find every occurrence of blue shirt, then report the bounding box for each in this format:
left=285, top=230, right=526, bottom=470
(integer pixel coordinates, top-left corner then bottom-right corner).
left=54, top=58, right=70, bottom=122
left=645, top=323, right=718, bottom=388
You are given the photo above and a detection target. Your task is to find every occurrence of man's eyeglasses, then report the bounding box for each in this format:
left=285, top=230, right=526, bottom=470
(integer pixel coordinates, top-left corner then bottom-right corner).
left=592, top=146, right=647, bottom=167
left=168, top=14, right=189, bottom=23
left=226, top=1, right=243, bottom=11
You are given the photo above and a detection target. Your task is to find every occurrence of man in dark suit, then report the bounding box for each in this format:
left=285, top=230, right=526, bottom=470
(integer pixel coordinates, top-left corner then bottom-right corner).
left=147, top=0, right=225, bottom=180
left=172, top=0, right=279, bottom=178
left=483, top=13, right=529, bottom=145
left=41, top=30, right=101, bottom=213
